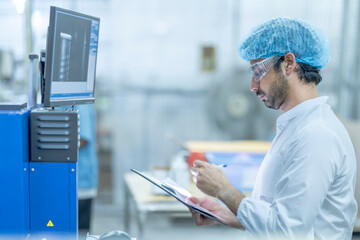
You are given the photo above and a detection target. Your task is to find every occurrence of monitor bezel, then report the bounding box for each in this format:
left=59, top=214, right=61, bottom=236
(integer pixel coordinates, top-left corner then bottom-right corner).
left=43, top=6, right=100, bottom=107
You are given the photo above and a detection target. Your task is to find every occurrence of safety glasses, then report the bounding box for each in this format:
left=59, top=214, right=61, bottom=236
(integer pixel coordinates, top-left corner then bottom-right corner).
left=249, top=56, right=281, bottom=82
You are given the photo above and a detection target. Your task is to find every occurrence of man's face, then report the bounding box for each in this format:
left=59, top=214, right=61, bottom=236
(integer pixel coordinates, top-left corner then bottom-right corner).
left=249, top=59, right=289, bottom=110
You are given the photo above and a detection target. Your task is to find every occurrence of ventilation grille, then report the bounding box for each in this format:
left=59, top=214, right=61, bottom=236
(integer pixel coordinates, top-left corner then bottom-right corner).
left=30, top=110, right=78, bottom=163
left=36, top=115, right=72, bottom=150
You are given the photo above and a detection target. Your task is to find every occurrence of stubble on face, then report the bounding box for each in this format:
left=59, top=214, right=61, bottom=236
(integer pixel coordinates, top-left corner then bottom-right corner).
left=256, top=70, right=290, bottom=110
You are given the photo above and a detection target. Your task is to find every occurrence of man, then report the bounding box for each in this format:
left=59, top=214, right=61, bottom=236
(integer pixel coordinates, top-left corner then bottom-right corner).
left=190, top=18, right=357, bottom=239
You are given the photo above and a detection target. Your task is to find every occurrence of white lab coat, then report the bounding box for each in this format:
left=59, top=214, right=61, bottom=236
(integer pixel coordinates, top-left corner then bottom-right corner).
left=237, top=97, right=357, bottom=239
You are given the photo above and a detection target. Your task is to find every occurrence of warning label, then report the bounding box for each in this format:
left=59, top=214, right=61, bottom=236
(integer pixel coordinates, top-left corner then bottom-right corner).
left=47, top=220, right=54, bottom=227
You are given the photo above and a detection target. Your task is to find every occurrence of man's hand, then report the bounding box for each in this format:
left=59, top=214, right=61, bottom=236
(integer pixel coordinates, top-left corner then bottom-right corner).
left=191, top=160, right=246, bottom=216
left=191, top=160, right=232, bottom=198
left=188, top=196, right=244, bottom=229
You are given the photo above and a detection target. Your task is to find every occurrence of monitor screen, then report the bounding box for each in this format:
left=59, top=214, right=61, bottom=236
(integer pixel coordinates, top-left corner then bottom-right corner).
left=43, top=6, right=99, bottom=107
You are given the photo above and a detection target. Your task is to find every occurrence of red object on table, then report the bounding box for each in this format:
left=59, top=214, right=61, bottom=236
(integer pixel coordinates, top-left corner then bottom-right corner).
left=186, top=152, right=208, bottom=167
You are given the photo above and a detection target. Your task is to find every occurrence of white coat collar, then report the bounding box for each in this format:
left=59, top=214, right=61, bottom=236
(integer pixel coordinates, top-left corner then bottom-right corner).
left=276, top=96, right=329, bottom=128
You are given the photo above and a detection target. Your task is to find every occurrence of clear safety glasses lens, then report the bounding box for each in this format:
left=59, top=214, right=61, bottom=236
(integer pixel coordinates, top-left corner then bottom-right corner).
left=249, top=56, right=281, bottom=82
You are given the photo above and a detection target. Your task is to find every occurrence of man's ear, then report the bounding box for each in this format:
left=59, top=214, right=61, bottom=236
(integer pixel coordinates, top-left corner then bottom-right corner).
left=283, top=53, right=296, bottom=75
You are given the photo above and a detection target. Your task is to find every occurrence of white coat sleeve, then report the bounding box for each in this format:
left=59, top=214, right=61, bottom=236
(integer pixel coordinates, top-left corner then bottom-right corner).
left=237, top=126, right=341, bottom=237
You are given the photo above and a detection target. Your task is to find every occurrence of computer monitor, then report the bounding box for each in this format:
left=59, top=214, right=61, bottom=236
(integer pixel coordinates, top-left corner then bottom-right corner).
left=43, top=6, right=100, bottom=107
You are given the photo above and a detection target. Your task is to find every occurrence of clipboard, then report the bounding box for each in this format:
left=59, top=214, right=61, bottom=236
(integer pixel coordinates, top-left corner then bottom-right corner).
left=130, top=169, right=227, bottom=226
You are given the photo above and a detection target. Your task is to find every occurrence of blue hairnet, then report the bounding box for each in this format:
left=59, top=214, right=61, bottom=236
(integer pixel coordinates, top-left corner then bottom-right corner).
left=238, top=18, right=330, bottom=69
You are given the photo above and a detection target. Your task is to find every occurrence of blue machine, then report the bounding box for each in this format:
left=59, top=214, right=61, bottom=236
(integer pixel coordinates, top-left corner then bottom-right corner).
left=29, top=162, right=77, bottom=237
left=0, top=105, right=78, bottom=239
left=0, top=5, right=99, bottom=239
left=0, top=106, right=30, bottom=238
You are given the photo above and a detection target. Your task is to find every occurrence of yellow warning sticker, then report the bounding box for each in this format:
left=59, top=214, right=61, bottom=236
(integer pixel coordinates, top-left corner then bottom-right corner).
left=47, top=220, right=54, bottom=227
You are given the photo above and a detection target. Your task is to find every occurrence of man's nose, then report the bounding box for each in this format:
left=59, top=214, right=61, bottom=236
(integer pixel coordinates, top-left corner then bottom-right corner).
left=250, top=78, right=259, bottom=92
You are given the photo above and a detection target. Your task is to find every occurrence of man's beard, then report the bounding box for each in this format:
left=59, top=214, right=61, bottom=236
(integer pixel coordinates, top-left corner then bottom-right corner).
left=256, top=71, right=289, bottom=110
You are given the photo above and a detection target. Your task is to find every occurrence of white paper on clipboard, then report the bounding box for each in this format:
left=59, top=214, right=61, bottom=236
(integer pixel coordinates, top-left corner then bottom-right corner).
left=130, top=169, right=227, bottom=226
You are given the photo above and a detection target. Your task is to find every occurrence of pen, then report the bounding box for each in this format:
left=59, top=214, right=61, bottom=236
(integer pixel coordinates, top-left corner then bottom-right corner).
left=216, top=164, right=227, bottom=169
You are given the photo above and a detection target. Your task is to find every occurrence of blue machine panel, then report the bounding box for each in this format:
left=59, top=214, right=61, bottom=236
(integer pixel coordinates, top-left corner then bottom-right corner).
left=0, top=108, right=30, bottom=238
left=29, top=162, right=77, bottom=235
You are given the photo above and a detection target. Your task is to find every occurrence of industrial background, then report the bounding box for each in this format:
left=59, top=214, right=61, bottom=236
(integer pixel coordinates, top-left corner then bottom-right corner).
left=1, top=0, right=360, bottom=239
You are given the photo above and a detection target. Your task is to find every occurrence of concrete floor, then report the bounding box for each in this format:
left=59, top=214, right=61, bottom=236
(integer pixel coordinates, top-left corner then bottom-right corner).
left=85, top=204, right=251, bottom=240
left=83, top=202, right=360, bottom=240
